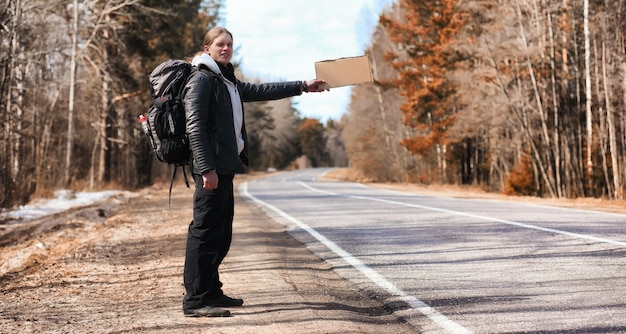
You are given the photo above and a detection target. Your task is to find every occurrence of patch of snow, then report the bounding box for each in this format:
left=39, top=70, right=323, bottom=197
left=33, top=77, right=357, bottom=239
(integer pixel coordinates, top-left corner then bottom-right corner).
left=0, top=189, right=123, bottom=223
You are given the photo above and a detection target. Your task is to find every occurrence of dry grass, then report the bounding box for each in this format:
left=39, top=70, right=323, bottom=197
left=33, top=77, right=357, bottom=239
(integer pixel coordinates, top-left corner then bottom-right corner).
left=323, top=168, right=626, bottom=215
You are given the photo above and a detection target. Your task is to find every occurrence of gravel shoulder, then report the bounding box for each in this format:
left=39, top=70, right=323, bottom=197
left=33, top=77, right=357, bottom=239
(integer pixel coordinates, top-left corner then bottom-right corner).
left=0, top=173, right=416, bottom=334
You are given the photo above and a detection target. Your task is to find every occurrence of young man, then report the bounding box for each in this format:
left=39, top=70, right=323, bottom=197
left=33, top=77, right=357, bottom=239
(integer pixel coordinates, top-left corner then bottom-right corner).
left=181, top=26, right=326, bottom=317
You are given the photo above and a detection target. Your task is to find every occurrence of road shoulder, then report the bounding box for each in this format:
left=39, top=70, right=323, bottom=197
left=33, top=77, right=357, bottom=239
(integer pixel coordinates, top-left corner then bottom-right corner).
left=0, top=174, right=416, bottom=334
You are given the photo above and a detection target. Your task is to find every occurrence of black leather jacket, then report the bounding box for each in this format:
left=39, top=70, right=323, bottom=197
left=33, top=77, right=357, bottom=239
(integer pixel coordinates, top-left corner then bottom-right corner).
left=183, top=66, right=305, bottom=175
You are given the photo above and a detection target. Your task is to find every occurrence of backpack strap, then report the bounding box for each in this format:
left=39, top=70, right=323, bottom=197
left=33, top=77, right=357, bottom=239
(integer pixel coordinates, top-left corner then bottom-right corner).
left=168, top=164, right=190, bottom=206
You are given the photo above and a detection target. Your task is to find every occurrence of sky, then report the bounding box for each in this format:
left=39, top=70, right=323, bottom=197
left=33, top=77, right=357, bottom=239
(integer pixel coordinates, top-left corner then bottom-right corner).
left=222, top=0, right=395, bottom=122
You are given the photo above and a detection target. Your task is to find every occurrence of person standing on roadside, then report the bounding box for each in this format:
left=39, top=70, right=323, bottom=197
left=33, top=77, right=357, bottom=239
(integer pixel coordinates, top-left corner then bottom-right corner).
left=181, top=26, right=327, bottom=317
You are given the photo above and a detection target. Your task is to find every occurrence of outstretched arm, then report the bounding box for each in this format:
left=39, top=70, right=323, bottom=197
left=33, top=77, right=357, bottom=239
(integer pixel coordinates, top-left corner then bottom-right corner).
left=239, top=79, right=328, bottom=102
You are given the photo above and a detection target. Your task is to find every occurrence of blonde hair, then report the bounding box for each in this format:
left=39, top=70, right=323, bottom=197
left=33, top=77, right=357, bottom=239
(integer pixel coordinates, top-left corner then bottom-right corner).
left=203, top=27, right=233, bottom=48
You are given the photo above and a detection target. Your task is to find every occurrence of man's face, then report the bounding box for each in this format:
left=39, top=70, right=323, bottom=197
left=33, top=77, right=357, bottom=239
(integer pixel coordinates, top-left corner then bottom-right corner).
left=206, top=33, right=233, bottom=65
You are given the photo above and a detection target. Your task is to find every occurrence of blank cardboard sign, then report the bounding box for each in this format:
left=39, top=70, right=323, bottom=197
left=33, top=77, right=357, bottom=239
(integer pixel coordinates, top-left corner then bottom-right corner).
left=314, top=55, right=372, bottom=90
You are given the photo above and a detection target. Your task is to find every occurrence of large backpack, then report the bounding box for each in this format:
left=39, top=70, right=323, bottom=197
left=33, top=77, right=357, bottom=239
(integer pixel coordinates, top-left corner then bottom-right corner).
left=145, top=59, right=194, bottom=165
left=141, top=59, right=221, bottom=203
left=141, top=59, right=196, bottom=202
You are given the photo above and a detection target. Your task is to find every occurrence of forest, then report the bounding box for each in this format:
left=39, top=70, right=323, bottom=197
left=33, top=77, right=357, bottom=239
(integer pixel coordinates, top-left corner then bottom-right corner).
left=2, top=0, right=626, bottom=212
left=0, top=0, right=337, bottom=211
left=344, top=0, right=626, bottom=200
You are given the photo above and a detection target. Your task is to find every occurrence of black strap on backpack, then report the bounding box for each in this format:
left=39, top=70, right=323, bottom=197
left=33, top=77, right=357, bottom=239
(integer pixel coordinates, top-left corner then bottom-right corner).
left=168, top=164, right=190, bottom=206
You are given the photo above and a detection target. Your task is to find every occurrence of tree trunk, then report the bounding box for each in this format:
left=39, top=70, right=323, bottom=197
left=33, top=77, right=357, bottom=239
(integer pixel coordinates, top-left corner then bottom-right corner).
left=567, top=2, right=585, bottom=196
left=593, top=39, right=611, bottom=197
left=546, top=0, right=563, bottom=197
left=8, top=0, right=22, bottom=180
left=602, top=39, right=621, bottom=199
left=65, top=0, right=78, bottom=186
left=583, top=0, right=593, bottom=187
left=623, top=62, right=626, bottom=197
left=13, top=52, right=24, bottom=179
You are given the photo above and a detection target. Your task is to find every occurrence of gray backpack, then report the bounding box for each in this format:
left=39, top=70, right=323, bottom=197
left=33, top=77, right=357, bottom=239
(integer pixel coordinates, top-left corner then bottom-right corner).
left=144, top=59, right=195, bottom=166
left=141, top=59, right=196, bottom=202
left=141, top=59, right=220, bottom=202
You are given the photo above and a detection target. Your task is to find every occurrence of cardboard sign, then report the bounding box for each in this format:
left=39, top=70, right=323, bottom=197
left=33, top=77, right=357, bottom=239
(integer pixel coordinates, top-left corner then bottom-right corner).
left=314, top=55, right=372, bottom=89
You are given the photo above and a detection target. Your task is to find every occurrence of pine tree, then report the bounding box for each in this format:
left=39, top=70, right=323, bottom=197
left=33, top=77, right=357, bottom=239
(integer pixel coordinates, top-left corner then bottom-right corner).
left=380, top=0, right=465, bottom=182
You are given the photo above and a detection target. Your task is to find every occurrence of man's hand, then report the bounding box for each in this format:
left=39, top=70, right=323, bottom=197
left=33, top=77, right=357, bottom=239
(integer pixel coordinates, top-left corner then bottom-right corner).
left=202, top=170, right=218, bottom=189
left=305, top=79, right=329, bottom=92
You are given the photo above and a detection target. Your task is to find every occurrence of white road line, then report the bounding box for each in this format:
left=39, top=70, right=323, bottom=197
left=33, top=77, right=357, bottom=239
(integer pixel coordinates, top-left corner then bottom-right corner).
left=297, top=181, right=626, bottom=248
left=241, top=182, right=472, bottom=334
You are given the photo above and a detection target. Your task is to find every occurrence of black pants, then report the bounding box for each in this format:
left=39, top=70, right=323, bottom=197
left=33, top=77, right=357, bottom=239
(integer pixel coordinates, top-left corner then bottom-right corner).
left=182, top=173, right=235, bottom=310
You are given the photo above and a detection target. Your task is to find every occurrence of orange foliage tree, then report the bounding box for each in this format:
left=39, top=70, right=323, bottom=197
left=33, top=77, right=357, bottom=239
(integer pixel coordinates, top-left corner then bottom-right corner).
left=504, top=155, right=536, bottom=196
left=380, top=0, right=465, bottom=182
left=298, top=118, right=332, bottom=167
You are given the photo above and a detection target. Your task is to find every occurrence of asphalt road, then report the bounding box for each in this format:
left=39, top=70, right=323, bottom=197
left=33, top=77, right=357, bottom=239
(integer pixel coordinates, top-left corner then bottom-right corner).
left=241, top=168, right=626, bottom=334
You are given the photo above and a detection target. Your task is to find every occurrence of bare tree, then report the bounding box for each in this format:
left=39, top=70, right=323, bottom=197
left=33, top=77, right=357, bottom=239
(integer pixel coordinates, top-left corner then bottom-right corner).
left=7, top=0, right=24, bottom=181
left=65, top=0, right=78, bottom=186
left=0, top=0, right=225, bottom=210
left=545, top=0, right=563, bottom=197
left=584, top=0, right=593, bottom=185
